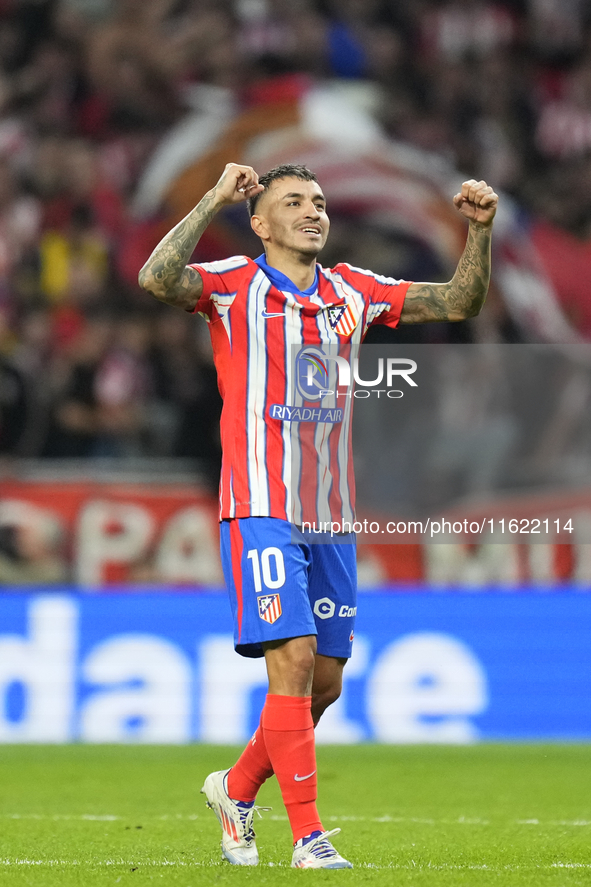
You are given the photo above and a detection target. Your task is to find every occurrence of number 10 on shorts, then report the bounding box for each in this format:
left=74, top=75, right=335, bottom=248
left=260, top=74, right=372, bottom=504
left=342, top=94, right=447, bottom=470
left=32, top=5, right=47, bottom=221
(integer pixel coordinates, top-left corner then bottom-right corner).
left=247, top=547, right=286, bottom=592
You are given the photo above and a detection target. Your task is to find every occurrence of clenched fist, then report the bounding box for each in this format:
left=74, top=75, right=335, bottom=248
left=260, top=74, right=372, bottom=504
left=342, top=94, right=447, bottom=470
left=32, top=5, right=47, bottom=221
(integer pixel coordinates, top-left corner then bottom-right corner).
left=212, top=163, right=264, bottom=206
left=453, top=179, right=498, bottom=227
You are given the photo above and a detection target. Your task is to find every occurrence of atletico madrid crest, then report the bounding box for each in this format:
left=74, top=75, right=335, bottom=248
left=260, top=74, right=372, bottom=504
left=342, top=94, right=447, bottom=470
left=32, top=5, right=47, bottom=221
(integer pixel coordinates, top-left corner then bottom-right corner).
left=258, top=594, right=282, bottom=624
left=327, top=302, right=357, bottom=337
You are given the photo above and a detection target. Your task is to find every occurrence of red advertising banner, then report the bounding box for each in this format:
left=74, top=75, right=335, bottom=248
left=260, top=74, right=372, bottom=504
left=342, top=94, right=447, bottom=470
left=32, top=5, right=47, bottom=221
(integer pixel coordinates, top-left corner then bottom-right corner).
left=0, top=480, right=222, bottom=587
left=0, top=479, right=589, bottom=587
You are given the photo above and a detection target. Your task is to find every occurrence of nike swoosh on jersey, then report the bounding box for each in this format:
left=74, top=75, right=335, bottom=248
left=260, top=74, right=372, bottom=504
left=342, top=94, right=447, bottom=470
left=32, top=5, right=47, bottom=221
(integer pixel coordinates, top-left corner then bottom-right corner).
left=294, top=770, right=316, bottom=781
left=261, top=310, right=286, bottom=318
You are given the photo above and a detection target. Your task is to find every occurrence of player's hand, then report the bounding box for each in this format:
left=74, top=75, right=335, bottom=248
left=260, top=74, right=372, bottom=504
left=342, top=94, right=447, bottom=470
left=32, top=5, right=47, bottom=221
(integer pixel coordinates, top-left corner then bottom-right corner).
left=453, top=180, right=498, bottom=227
left=212, top=163, right=264, bottom=206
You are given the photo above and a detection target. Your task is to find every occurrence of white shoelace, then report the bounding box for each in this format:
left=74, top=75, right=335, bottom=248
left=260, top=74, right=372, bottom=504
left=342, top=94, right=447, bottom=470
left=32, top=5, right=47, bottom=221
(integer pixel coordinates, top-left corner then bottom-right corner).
left=302, top=828, right=342, bottom=859
left=236, top=803, right=271, bottom=844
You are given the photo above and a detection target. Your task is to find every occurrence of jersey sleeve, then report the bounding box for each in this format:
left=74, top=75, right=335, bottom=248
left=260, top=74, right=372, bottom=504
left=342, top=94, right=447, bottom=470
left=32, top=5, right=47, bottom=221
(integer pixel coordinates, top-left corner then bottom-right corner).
left=365, top=272, right=411, bottom=330
left=337, top=263, right=411, bottom=331
left=188, top=256, right=249, bottom=320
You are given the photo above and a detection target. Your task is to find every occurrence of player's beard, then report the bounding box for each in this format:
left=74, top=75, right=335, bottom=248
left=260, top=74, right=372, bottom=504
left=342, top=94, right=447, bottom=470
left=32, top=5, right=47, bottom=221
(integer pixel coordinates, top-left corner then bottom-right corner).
left=296, top=242, right=323, bottom=258
left=266, top=221, right=328, bottom=258
left=291, top=228, right=327, bottom=258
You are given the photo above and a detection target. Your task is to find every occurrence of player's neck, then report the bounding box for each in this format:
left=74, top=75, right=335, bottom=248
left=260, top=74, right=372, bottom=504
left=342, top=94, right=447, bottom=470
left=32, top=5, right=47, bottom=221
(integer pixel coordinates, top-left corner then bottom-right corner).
left=263, top=248, right=317, bottom=292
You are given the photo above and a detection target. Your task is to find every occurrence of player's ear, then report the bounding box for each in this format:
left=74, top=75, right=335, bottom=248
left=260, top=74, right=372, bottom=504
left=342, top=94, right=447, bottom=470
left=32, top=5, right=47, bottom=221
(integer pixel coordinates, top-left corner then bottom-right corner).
left=251, top=214, right=270, bottom=242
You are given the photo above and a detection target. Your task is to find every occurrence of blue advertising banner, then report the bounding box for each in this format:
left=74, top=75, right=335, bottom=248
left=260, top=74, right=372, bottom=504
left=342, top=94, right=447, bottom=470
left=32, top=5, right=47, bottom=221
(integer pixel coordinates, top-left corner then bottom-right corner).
left=0, top=590, right=589, bottom=743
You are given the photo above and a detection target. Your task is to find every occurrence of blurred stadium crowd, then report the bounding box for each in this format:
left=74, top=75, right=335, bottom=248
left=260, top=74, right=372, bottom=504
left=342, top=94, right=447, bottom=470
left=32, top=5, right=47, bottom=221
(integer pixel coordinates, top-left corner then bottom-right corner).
left=1, top=0, right=591, bottom=464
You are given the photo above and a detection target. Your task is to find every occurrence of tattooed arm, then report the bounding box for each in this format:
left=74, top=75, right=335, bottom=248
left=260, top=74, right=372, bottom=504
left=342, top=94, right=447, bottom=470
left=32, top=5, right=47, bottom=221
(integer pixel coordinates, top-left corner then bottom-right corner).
left=138, top=163, right=263, bottom=311
left=400, top=179, right=498, bottom=324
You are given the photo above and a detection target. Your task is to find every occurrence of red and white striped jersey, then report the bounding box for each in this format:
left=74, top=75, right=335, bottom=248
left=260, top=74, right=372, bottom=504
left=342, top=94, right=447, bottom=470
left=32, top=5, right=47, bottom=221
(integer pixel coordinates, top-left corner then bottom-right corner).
left=191, top=254, right=410, bottom=524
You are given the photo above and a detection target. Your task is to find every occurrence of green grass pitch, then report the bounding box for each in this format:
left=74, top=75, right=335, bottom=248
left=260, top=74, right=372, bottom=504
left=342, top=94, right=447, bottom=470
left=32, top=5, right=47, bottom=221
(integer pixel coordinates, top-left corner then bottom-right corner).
left=1, top=745, right=590, bottom=885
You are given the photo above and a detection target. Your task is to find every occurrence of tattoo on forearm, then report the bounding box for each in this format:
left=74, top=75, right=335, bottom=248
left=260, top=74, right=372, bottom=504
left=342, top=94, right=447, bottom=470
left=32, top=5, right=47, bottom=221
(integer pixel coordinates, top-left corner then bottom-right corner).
left=402, top=224, right=492, bottom=324
left=446, top=224, right=491, bottom=317
left=138, top=189, right=221, bottom=309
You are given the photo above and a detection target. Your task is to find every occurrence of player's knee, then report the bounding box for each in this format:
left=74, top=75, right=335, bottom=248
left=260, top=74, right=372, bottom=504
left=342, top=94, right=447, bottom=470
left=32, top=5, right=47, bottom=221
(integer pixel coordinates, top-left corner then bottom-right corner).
left=289, top=650, right=316, bottom=687
left=312, top=682, right=342, bottom=718
left=264, top=636, right=317, bottom=695
left=324, top=682, right=342, bottom=707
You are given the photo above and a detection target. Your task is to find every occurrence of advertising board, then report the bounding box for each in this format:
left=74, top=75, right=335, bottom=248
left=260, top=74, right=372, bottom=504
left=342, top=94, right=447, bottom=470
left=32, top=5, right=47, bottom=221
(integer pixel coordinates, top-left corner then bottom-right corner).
left=1, top=479, right=589, bottom=586
left=0, top=591, right=589, bottom=743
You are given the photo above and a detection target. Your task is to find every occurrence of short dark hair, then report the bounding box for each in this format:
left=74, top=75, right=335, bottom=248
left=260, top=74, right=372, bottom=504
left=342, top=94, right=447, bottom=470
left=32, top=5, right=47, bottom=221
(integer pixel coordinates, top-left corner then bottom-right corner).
left=246, top=163, right=318, bottom=216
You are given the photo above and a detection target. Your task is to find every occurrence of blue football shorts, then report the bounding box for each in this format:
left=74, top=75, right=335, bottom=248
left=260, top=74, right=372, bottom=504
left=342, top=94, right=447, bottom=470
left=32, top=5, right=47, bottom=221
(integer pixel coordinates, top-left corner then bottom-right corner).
left=219, top=517, right=357, bottom=659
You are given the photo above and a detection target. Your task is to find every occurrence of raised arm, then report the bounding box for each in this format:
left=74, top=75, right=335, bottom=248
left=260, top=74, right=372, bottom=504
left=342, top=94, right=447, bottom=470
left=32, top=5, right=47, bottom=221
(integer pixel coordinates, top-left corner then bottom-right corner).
left=138, top=163, right=263, bottom=311
left=400, top=179, right=498, bottom=324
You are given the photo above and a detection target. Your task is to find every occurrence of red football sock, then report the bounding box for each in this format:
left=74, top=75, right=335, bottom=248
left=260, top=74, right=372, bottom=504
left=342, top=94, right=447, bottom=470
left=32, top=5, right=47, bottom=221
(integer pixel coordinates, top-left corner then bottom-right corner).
left=262, top=694, right=323, bottom=843
left=226, top=723, right=274, bottom=803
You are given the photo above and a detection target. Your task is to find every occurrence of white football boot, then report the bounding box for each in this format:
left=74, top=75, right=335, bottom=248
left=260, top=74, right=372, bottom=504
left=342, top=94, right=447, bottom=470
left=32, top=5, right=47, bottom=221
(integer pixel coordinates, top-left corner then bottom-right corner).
left=201, top=769, right=264, bottom=865
left=291, top=828, right=353, bottom=869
